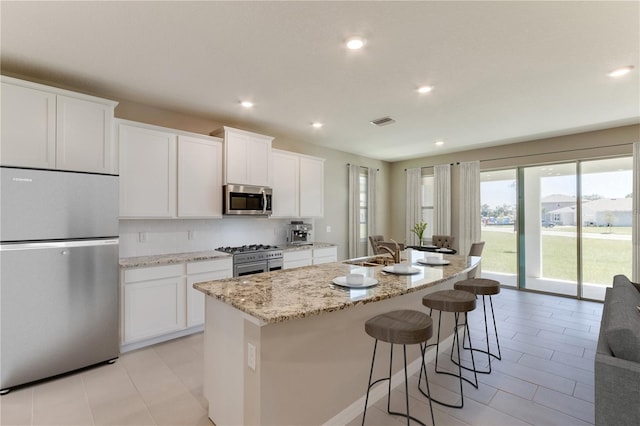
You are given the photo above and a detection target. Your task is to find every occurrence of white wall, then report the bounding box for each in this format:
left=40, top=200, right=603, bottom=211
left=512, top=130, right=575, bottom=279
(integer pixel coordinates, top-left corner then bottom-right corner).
left=119, top=218, right=297, bottom=258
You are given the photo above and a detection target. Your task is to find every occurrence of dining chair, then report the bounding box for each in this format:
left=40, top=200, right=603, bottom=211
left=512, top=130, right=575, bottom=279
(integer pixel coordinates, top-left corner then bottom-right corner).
left=432, top=235, right=455, bottom=249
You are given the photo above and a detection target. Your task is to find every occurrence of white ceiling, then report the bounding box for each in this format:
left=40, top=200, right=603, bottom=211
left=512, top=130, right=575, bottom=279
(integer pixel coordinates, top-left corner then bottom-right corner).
left=1, top=1, right=639, bottom=162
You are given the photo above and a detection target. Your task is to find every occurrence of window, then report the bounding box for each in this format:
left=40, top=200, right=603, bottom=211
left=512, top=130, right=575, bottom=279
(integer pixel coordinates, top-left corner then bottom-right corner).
left=421, top=175, right=434, bottom=239
left=359, top=169, right=368, bottom=242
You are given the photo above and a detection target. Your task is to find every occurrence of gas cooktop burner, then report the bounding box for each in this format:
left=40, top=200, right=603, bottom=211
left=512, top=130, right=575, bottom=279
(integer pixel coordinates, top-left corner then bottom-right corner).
left=216, top=244, right=280, bottom=254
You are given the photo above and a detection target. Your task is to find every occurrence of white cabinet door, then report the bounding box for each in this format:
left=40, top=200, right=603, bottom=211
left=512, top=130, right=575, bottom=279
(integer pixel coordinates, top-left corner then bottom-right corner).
left=56, top=95, right=114, bottom=174
left=178, top=136, right=223, bottom=218
left=271, top=150, right=299, bottom=217
left=225, top=130, right=251, bottom=184
left=300, top=156, right=325, bottom=217
left=247, top=135, right=271, bottom=186
left=220, top=127, right=273, bottom=186
left=119, top=124, right=177, bottom=218
left=283, top=250, right=313, bottom=269
left=313, top=246, right=337, bottom=265
left=1, top=82, right=56, bottom=169
left=186, top=258, right=233, bottom=327
left=123, top=265, right=186, bottom=343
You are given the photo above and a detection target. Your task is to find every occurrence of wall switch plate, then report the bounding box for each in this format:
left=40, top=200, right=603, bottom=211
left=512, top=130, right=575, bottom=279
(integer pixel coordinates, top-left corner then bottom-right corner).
left=247, top=343, right=256, bottom=371
left=326, top=226, right=331, bottom=233
left=138, top=232, right=147, bottom=243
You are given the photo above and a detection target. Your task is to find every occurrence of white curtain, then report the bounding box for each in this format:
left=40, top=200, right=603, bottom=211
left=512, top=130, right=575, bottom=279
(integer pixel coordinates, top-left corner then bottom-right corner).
left=433, top=163, right=451, bottom=235
left=367, top=167, right=378, bottom=256
left=347, top=164, right=361, bottom=259
left=633, top=142, right=640, bottom=281
left=458, top=161, right=481, bottom=257
left=406, top=167, right=422, bottom=246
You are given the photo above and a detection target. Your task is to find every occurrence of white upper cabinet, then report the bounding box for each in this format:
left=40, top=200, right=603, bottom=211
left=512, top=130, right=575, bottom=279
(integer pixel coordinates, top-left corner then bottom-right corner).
left=213, top=126, right=273, bottom=187
left=119, top=123, right=177, bottom=218
left=1, top=76, right=117, bottom=174
left=178, top=135, right=223, bottom=218
left=272, top=149, right=325, bottom=218
left=299, top=155, right=325, bottom=217
left=118, top=120, right=223, bottom=219
left=271, top=150, right=300, bottom=217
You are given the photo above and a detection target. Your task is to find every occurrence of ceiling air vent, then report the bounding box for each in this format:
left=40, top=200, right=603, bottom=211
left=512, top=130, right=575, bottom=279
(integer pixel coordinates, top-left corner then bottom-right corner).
left=370, top=116, right=396, bottom=127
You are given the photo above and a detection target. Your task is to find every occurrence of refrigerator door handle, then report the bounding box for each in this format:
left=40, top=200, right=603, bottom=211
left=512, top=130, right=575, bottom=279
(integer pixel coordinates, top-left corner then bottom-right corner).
left=0, top=238, right=119, bottom=251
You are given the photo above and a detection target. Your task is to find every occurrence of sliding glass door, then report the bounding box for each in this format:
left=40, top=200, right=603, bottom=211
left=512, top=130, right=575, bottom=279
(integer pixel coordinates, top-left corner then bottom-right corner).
left=580, top=157, right=632, bottom=300
left=480, top=156, right=632, bottom=301
left=480, top=169, right=518, bottom=287
left=522, top=163, right=578, bottom=296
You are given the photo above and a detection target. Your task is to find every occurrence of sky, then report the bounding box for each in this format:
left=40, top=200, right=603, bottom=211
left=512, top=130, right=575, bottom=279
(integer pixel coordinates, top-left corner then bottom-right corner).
left=481, top=170, right=633, bottom=207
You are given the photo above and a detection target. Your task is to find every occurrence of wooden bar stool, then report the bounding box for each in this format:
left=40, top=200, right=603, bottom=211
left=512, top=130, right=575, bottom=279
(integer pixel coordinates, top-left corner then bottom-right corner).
left=363, top=310, right=435, bottom=426
left=420, top=290, right=478, bottom=409
left=454, top=278, right=502, bottom=373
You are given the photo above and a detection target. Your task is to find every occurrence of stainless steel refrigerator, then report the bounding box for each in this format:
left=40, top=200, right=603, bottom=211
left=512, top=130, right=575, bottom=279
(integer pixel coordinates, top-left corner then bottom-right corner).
left=0, top=166, right=119, bottom=393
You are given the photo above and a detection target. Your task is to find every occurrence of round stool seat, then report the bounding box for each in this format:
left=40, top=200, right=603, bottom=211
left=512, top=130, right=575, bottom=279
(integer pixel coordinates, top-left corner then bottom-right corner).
left=454, top=278, right=500, bottom=296
left=365, top=309, right=433, bottom=345
left=422, top=290, right=476, bottom=313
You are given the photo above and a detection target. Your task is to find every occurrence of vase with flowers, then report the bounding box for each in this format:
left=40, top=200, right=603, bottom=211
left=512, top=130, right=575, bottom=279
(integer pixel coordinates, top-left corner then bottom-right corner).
left=411, top=221, right=428, bottom=246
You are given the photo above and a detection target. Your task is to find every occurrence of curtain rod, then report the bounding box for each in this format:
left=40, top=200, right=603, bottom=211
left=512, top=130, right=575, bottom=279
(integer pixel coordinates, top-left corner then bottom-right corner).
left=347, top=163, right=380, bottom=171
left=405, top=141, right=633, bottom=170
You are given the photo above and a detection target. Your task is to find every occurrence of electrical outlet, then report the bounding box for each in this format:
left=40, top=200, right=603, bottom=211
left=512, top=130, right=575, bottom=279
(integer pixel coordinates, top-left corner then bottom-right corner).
left=138, top=232, right=147, bottom=243
left=188, top=230, right=195, bottom=240
left=247, top=343, right=256, bottom=371
left=326, top=226, right=331, bottom=233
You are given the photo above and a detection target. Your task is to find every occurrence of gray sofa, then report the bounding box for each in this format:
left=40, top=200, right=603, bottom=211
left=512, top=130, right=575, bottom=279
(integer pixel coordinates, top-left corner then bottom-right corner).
left=595, top=274, right=640, bottom=425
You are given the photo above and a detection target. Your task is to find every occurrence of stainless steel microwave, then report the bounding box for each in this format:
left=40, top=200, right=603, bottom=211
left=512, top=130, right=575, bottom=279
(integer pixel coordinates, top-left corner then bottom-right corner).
left=223, top=184, right=272, bottom=216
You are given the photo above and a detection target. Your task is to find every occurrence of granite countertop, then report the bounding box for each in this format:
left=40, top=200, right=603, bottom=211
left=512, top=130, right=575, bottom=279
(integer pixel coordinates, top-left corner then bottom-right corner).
left=119, top=243, right=337, bottom=269
left=282, top=242, right=336, bottom=251
left=119, top=250, right=232, bottom=269
left=194, top=251, right=479, bottom=325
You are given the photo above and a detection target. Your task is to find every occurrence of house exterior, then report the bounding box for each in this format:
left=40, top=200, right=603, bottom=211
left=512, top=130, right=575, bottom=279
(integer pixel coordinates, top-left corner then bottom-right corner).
left=548, top=197, right=632, bottom=227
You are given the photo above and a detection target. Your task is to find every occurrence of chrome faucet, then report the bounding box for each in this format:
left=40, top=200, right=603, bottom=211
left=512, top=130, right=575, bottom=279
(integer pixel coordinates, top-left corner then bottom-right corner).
left=377, top=239, right=401, bottom=263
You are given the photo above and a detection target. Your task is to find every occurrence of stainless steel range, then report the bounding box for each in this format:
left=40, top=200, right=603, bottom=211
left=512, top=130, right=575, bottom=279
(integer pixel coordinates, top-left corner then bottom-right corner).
left=216, top=244, right=283, bottom=277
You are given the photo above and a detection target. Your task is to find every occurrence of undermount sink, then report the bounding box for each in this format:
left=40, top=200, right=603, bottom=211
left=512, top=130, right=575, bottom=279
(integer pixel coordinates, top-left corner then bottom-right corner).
left=343, top=256, right=395, bottom=267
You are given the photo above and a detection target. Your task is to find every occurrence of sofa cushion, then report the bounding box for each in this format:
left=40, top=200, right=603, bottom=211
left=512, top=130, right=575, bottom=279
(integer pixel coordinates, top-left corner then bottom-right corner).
left=613, top=275, right=640, bottom=305
left=606, top=277, right=640, bottom=362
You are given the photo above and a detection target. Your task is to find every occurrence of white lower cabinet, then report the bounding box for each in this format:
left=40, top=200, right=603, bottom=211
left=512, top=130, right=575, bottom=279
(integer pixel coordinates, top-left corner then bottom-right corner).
left=123, top=264, right=185, bottom=343
left=121, top=257, right=232, bottom=350
left=283, top=250, right=313, bottom=269
left=312, top=246, right=338, bottom=265
left=186, top=258, right=233, bottom=327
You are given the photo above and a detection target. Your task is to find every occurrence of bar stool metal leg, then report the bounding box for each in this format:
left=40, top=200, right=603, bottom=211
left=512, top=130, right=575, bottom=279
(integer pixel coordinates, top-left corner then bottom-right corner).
left=420, top=311, right=478, bottom=409
left=454, top=278, right=502, bottom=374
left=363, top=340, right=434, bottom=426
left=363, top=310, right=435, bottom=426
left=460, top=294, right=502, bottom=374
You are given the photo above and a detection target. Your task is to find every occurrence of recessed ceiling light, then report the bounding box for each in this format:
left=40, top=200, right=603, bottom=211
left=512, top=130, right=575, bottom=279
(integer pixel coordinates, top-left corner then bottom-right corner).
left=435, top=140, right=444, bottom=146
left=417, top=86, right=434, bottom=94
left=240, top=101, right=254, bottom=108
left=345, top=36, right=366, bottom=50
left=608, top=66, right=634, bottom=77
left=311, top=122, right=323, bottom=129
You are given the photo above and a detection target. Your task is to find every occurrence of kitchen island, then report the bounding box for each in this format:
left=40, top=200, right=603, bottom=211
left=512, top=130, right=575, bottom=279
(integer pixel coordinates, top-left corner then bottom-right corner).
left=194, top=250, right=480, bottom=425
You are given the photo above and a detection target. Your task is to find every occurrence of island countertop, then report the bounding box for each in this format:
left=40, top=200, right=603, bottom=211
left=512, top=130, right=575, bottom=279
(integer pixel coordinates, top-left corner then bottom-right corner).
left=194, top=250, right=479, bottom=324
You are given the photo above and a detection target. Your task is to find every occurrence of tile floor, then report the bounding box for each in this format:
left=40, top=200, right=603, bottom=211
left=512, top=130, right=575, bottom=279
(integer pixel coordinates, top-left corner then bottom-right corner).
left=0, top=288, right=603, bottom=426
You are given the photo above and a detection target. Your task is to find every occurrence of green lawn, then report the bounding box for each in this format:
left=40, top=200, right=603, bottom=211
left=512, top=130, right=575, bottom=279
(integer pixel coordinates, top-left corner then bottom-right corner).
left=480, top=229, right=632, bottom=284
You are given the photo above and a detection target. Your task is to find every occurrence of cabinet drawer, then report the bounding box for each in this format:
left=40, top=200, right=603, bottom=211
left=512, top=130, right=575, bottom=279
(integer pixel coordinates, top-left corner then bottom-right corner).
left=187, top=257, right=232, bottom=275
left=313, top=247, right=336, bottom=258
left=123, top=264, right=184, bottom=283
left=283, top=250, right=312, bottom=262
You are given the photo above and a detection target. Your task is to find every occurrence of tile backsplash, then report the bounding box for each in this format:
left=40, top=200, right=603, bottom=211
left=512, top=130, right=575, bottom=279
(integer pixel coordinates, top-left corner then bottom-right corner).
left=119, top=218, right=302, bottom=258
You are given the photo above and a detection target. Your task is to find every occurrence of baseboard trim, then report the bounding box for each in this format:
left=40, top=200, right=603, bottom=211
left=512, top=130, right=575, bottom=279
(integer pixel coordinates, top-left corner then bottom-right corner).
left=120, top=325, right=204, bottom=353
